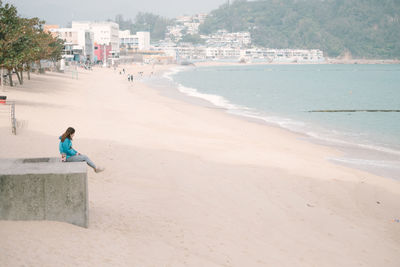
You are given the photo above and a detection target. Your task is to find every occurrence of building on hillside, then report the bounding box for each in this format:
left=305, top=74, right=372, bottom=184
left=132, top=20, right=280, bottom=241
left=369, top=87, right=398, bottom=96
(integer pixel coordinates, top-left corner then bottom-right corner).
left=157, top=44, right=324, bottom=62
left=165, top=13, right=207, bottom=42
left=154, top=43, right=242, bottom=62
left=175, top=13, right=207, bottom=26
left=195, top=13, right=208, bottom=24
left=239, top=48, right=325, bottom=62
left=184, top=22, right=200, bottom=35
left=205, top=47, right=241, bottom=59
left=165, top=25, right=186, bottom=42
left=206, top=30, right=251, bottom=48
left=176, top=15, right=192, bottom=24
left=175, top=46, right=206, bottom=61
left=50, top=28, right=94, bottom=62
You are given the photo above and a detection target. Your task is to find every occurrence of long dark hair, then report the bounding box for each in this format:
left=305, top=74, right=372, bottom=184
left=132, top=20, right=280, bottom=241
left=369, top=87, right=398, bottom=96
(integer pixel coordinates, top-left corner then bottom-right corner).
left=61, top=127, right=75, bottom=142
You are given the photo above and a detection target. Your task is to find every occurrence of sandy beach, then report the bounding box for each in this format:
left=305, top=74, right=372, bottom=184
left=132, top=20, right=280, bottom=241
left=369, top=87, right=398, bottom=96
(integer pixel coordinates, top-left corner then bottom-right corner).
left=0, top=64, right=399, bottom=266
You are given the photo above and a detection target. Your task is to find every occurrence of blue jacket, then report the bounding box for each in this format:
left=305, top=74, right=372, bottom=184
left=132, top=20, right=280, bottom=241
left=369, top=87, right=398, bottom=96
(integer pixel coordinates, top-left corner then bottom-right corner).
left=59, top=136, right=77, bottom=159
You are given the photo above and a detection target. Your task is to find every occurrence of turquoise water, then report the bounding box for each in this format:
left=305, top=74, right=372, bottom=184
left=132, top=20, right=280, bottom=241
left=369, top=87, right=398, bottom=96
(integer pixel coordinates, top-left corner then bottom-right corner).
left=167, top=64, right=400, bottom=178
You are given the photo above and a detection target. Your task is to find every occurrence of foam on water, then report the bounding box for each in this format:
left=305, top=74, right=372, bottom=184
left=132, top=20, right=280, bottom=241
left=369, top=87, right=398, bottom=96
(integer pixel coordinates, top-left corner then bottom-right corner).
left=156, top=65, right=400, bottom=179
left=163, top=67, right=186, bottom=81
left=176, top=77, right=400, bottom=156
left=176, top=84, right=249, bottom=111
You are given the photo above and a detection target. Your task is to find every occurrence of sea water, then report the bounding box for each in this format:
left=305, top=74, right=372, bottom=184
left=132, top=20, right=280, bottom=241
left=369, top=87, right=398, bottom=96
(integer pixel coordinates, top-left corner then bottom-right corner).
left=157, top=64, right=400, bottom=179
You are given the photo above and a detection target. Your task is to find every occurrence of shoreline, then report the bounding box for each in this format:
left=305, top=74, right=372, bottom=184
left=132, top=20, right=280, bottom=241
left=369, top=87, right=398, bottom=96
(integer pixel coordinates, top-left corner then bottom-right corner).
left=1, top=64, right=399, bottom=266
left=149, top=63, right=400, bottom=181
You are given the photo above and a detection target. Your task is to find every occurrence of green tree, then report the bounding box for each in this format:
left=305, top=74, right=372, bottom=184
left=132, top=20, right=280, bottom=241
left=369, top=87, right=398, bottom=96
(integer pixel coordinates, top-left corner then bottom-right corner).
left=13, top=17, right=44, bottom=84
left=199, top=0, right=400, bottom=59
left=0, top=1, right=21, bottom=86
left=115, top=12, right=174, bottom=41
left=0, top=1, right=64, bottom=86
left=179, top=34, right=205, bottom=45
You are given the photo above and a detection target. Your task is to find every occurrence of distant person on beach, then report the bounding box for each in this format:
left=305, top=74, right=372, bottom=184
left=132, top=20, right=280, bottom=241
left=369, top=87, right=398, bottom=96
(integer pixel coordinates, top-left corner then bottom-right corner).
left=59, top=127, right=104, bottom=173
left=128, top=75, right=131, bottom=82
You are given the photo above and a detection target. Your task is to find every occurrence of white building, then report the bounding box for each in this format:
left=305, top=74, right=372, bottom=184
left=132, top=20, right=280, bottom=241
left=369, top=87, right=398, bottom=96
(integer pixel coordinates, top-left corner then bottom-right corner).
left=176, top=46, right=206, bottom=60
left=205, top=47, right=241, bottom=59
left=159, top=45, right=324, bottom=62
left=184, top=22, right=200, bottom=35
left=240, top=48, right=325, bottom=62
left=119, top=30, right=138, bottom=48
left=166, top=25, right=186, bottom=41
left=119, top=30, right=150, bottom=51
left=175, top=13, right=207, bottom=25
left=50, top=28, right=94, bottom=62
left=176, top=15, right=192, bottom=24
left=195, top=13, right=208, bottom=24
left=136, top=32, right=150, bottom=50
left=165, top=13, right=207, bottom=41
left=72, top=21, right=119, bottom=53
left=206, top=30, right=251, bottom=48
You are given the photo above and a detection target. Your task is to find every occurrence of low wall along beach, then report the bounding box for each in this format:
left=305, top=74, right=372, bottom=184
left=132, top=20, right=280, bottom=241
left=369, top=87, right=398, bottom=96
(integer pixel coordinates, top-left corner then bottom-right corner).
left=0, top=157, right=88, bottom=228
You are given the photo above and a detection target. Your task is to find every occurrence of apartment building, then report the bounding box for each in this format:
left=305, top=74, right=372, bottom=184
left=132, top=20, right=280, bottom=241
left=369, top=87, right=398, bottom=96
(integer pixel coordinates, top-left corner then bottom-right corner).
left=241, top=48, right=325, bottom=62
left=119, top=30, right=150, bottom=51
left=136, top=32, right=150, bottom=50
left=206, top=47, right=241, bottom=59
left=166, top=25, right=186, bottom=41
left=206, top=30, right=251, bottom=48
left=72, top=21, right=119, bottom=53
left=50, top=28, right=94, bottom=62
left=119, top=30, right=139, bottom=49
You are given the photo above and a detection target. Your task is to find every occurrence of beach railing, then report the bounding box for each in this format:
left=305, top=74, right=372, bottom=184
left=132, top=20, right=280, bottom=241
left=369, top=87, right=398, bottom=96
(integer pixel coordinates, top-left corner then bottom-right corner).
left=10, top=101, right=16, bottom=135
left=0, top=97, right=17, bottom=135
left=64, top=64, right=79, bottom=80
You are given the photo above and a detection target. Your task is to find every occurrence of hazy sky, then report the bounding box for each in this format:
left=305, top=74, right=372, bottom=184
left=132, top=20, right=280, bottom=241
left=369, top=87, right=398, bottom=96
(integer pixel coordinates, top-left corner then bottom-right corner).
left=7, top=0, right=227, bottom=26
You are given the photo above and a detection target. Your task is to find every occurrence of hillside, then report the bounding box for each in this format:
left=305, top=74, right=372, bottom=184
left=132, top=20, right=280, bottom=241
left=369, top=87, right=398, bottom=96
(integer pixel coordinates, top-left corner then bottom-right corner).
left=199, top=0, right=400, bottom=59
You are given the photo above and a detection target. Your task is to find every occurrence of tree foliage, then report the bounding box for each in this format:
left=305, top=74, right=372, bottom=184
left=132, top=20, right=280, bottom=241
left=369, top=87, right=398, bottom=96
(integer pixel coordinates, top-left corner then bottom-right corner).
left=0, top=1, right=64, bottom=85
left=115, top=13, right=174, bottom=41
left=180, top=34, right=205, bottom=45
left=199, top=0, right=400, bottom=59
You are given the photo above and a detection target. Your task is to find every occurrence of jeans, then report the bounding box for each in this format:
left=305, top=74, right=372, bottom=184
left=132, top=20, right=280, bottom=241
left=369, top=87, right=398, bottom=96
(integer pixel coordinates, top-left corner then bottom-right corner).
left=67, top=154, right=96, bottom=169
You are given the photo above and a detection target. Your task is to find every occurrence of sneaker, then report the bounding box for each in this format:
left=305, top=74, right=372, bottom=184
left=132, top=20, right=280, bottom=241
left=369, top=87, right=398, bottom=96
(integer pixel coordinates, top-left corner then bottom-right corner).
left=95, top=167, right=105, bottom=173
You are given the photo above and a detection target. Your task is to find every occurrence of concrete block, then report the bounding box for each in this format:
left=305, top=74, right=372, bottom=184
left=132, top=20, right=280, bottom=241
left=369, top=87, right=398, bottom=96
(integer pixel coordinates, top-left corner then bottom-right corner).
left=0, top=158, right=88, bottom=227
